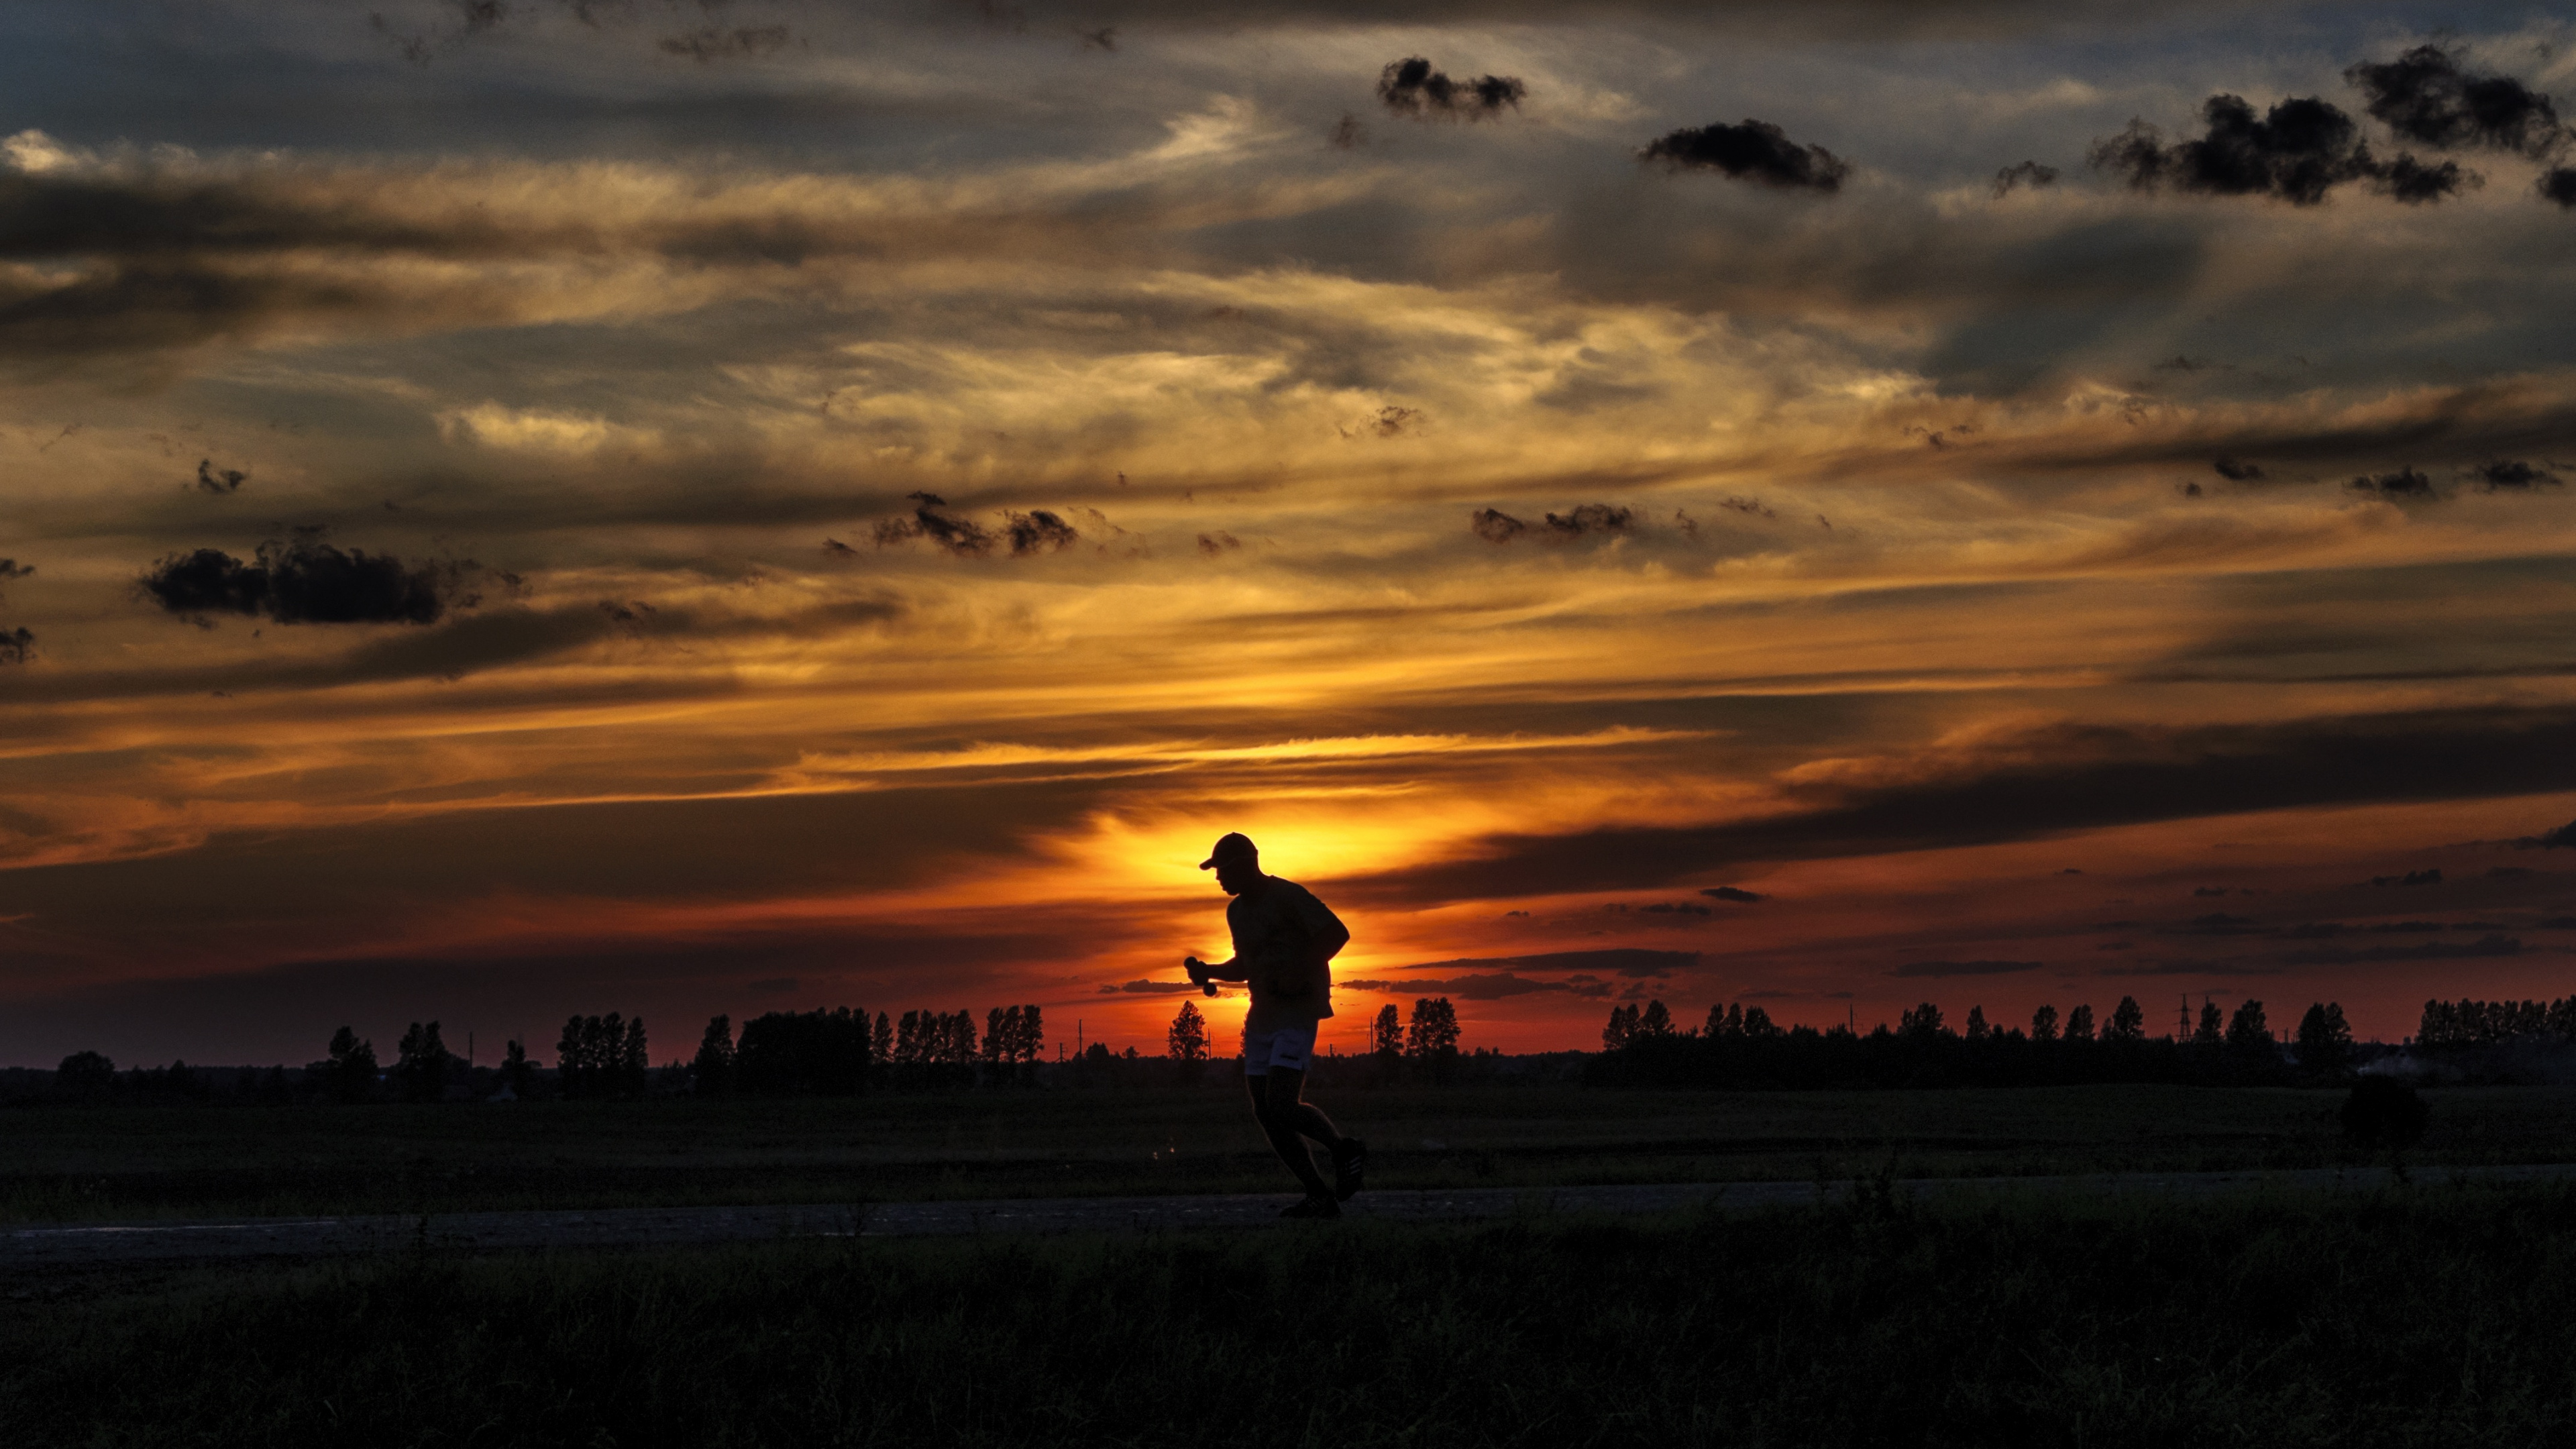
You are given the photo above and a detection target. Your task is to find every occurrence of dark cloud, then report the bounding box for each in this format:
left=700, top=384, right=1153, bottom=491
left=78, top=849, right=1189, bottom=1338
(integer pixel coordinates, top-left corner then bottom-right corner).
left=1339, top=705, right=2576, bottom=906
left=2472, top=460, right=2561, bottom=490
left=1339, top=972, right=1609, bottom=1001
left=1543, top=504, right=1632, bottom=537
left=1992, top=160, right=2058, bottom=198
left=1642, top=120, right=1849, bottom=193
left=1104, top=979, right=1203, bottom=996
left=2212, top=456, right=2265, bottom=482
left=1391, top=948, right=1698, bottom=979
left=2537, top=819, right=2576, bottom=849
left=138, top=535, right=469, bottom=625
left=0, top=626, right=31, bottom=665
left=1329, top=113, right=1369, bottom=150
left=821, top=537, right=857, bottom=556
left=1886, top=959, right=2041, bottom=978
left=1196, top=531, right=1241, bottom=555
left=2345, top=46, right=2565, bottom=158
left=2171, top=912, right=2265, bottom=935
left=195, top=459, right=247, bottom=494
left=1717, top=497, right=1774, bottom=519
left=2545, top=168, right=2576, bottom=207
left=2088, top=95, right=2463, bottom=205
left=1004, top=509, right=1079, bottom=556
left=1700, top=886, right=1765, bottom=902
left=0, top=558, right=30, bottom=586
left=2349, top=467, right=2436, bottom=499
left=659, top=26, right=794, bottom=62
left=1376, top=58, right=1527, bottom=121
left=875, top=492, right=995, bottom=557
left=1638, top=901, right=1711, bottom=916
left=1470, top=507, right=1527, bottom=543
left=2368, top=869, right=2443, bottom=886
left=2277, top=934, right=2521, bottom=966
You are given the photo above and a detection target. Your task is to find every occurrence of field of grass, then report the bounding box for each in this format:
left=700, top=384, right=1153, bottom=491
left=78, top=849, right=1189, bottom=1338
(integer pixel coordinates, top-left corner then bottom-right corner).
left=8, top=1182, right=2576, bottom=1446
left=6, top=1082, right=2573, bottom=1224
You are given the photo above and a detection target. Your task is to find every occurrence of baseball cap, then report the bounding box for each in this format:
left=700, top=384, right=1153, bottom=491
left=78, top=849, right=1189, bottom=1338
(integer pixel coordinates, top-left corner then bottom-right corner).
left=1199, top=832, right=1258, bottom=870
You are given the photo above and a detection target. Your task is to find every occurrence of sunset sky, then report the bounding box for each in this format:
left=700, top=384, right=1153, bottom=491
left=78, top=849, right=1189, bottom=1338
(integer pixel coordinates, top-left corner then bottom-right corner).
left=5, top=0, right=2576, bottom=1066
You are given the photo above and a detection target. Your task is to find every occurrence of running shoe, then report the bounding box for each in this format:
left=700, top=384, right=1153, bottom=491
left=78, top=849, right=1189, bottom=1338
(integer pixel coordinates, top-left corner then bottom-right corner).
left=1279, top=1193, right=1340, bottom=1220
left=1332, top=1136, right=1366, bottom=1201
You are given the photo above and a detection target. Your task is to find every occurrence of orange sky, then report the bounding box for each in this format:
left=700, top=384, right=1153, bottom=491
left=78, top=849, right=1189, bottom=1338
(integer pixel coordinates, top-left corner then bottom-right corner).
left=3, top=1, right=2575, bottom=1064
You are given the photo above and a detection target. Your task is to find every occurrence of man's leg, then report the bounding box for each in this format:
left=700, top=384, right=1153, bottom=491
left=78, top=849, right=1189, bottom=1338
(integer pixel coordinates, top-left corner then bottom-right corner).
left=1244, top=1068, right=1333, bottom=1199
left=1263, top=1068, right=1347, bottom=1150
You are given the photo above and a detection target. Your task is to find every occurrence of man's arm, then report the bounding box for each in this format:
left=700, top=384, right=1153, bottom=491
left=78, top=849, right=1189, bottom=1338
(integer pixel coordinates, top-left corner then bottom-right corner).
left=1186, top=954, right=1250, bottom=982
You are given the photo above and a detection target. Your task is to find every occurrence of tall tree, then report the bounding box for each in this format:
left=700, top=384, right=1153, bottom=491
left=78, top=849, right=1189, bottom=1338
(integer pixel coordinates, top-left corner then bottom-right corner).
left=2225, top=1000, right=2270, bottom=1051
left=1602, top=1004, right=1639, bottom=1050
left=693, top=1015, right=735, bottom=1095
left=2296, top=1002, right=2353, bottom=1074
left=1900, top=1002, right=1946, bottom=1038
left=2192, top=1000, right=2225, bottom=1045
left=326, top=1026, right=379, bottom=1104
left=2063, top=1004, right=2096, bottom=1041
left=1638, top=1000, right=1674, bottom=1038
left=500, top=1038, right=533, bottom=1098
left=1371, top=1004, right=1403, bottom=1058
left=54, top=1051, right=114, bottom=1099
left=1964, top=1006, right=1990, bottom=1041
left=2105, top=996, right=2146, bottom=1042
left=1406, top=998, right=1461, bottom=1061
left=871, top=1011, right=894, bottom=1067
left=621, top=1016, right=649, bottom=1094
left=2031, top=1004, right=2060, bottom=1042
left=1020, top=1005, right=1044, bottom=1064
left=1169, top=1001, right=1209, bottom=1083
left=394, top=1020, right=449, bottom=1103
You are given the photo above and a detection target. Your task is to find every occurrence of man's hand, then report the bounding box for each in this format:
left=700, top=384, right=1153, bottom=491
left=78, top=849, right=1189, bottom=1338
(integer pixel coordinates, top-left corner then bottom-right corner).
left=1184, top=956, right=1218, bottom=997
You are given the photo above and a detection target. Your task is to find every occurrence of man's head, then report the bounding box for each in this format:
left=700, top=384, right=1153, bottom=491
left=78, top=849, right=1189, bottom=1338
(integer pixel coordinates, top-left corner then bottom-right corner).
left=1199, top=832, right=1263, bottom=895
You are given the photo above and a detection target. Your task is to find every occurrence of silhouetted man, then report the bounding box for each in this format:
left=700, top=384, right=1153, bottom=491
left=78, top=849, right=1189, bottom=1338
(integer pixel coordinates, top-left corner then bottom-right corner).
left=1185, top=832, right=1365, bottom=1218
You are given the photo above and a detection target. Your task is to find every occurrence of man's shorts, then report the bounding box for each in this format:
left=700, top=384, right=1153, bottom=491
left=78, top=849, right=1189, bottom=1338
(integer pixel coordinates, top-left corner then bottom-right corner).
left=1242, top=1022, right=1318, bottom=1076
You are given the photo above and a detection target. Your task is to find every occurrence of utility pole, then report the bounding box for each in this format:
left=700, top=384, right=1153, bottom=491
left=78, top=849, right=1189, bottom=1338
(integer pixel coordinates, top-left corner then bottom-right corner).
left=2178, top=994, right=2191, bottom=1041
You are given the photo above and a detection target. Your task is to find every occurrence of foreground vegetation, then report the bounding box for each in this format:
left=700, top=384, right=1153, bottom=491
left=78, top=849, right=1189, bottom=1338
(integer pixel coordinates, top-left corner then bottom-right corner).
left=8, top=1183, right=2576, bottom=1446
left=6, top=1083, right=2574, bottom=1224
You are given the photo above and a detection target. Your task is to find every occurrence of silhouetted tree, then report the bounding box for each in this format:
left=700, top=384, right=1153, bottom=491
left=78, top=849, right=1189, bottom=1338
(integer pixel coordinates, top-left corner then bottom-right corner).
left=871, top=1010, right=894, bottom=1067
left=324, top=1026, right=378, bottom=1103
left=733, top=1008, right=870, bottom=1095
left=2225, top=1000, right=2270, bottom=1053
left=1371, top=1004, right=1403, bottom=1059
left=2063, top=1003, right=2096, bottom=1041
left=1169, top=1001, right=1210, bottom=1083
left=1964, top=1006, right=1990, bottom=1041
left=1707, top=1003, right=1745, bottom=1038
left=621, top=1016, right=649, bottom=1091
left=1900, top=1002, right=1947, bottom=1038
left=499, top=1038, right=534, bottom=1099
left=2192, top=1000, right=2225, bottom=1045
left=54, top=1050, right=114, bottom=1100
left=693, top=1015, right=735, bottom=1095
left=2031, top=1004, right=2060, bottom=1042
left=1742, top=1006, right=1782, bottom=1039
left=1603, top=1004, right=1640, bottom=1051
left=1406, top=998, right=1461, bottom=1067
left=2104, top=996, right=2145, bottom=1043
left=1638, top=1000, right=1675, bottom=1038
left=2296, top=1002, right=2353, bottom=1075
left=2341, top=1077, right=2429, bottom=1151
left=393, top=1020, right=451, bottom=1103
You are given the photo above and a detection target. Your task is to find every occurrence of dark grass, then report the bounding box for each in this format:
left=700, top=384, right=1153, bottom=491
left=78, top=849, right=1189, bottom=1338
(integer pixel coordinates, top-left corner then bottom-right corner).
left=10, top=1083, right=2576, bottom=1224
left=7, top=1184, right=2576, bottom=1446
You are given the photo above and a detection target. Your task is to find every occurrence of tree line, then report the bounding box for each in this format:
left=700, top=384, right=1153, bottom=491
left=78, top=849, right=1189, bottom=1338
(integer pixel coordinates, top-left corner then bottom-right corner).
left=1589, top=995, right=2364, bottom=1089
left=2416, top=994, right=2576, bottom=1049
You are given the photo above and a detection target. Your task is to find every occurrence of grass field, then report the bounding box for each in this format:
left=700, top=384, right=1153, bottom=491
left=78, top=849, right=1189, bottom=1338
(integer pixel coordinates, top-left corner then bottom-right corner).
left=8, top=1182, right=2576, bottom=1446
left=6, top=1082, right=2573, bottom=1224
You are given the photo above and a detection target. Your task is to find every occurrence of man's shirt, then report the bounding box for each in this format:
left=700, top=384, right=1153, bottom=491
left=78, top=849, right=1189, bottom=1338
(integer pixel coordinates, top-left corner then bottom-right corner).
left=1226, top=875, right=1346, bottom=1036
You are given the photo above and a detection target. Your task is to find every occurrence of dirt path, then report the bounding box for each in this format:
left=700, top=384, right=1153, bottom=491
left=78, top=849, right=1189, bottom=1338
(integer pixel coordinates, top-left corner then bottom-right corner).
left=9, top=1163, right=2572, bottom=1269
